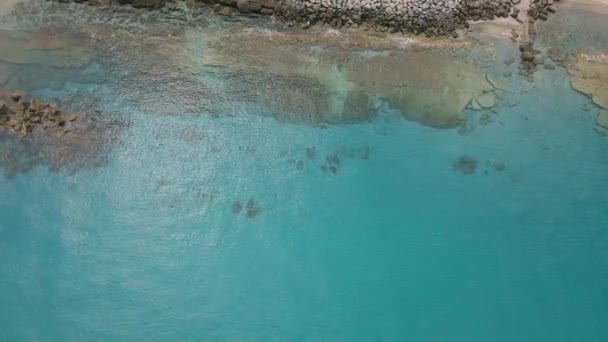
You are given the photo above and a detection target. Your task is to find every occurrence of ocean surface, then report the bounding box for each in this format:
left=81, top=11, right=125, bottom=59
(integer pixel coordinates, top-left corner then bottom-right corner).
left=1, top=1, right=608, bottom=341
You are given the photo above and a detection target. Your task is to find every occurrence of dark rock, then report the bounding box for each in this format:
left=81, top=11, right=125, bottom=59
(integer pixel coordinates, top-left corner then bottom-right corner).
left=306, top=146, right=317, bottom=159
left=232, top=201, right=243, bottom=214
left=9, top=92, right=21, bottom=102
left=522, top=51, right=535, bottom=62
left=490, top=160, right=506, bottom=171
left=453, top=155, right=478, bottom=175
left=245, top=199, right=260, bottom=218
left=326, top=153, right=340, bottom=165
left=357, top=144, right=370, bottom=160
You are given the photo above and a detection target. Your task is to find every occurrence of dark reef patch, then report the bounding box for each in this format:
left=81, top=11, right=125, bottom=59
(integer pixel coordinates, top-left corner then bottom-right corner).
left=232, top=200, right=243, bottom=214
left=452, top=155, right=478, bottom=175
left=245, top=199, right=260, bottom=218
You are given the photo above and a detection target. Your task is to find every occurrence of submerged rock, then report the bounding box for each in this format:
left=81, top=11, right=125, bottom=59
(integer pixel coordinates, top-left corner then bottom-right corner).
left=0, top=92, right=124, bottom=176
left=232, top=201, right=243, bottom=214
left=326, top=153, right=340, bottom=166
left=598, top=110, right=608, bottom=129
left=490, top=160, right=506, bottom=172
left=453, top=155, right=478, bottom=175
left=305, top=146, right=317, bottom=159
left=245, top=199, right=260, bottom=218
left=0, top=94, right=78, bottom=137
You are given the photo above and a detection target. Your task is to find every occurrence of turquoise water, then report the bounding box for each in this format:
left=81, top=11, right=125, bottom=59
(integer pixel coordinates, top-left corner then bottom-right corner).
left=2, top=3, right=608, bottom=341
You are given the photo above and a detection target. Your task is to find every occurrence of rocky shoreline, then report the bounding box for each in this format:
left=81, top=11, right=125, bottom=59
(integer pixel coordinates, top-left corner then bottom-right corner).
left=45, top=0, right=568, bottom=76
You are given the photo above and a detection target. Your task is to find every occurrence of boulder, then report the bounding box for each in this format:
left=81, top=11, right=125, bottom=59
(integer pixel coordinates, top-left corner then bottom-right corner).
left=9, top=92, right=21, bottom=102
left=237, top=0, right=250, bottom=12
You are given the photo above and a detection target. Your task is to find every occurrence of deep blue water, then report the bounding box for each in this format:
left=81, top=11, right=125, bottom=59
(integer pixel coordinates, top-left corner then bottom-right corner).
left=1, top=3, right=608, bottom=341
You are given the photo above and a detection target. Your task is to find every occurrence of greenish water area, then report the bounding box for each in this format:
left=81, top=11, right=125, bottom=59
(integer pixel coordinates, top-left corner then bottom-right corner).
left=1, top=1, right=608, bottom=341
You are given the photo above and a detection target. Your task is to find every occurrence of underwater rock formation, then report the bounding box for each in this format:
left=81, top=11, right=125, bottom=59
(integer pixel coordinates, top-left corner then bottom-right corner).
left=0, top=92, right=124, bottom=176
left=453, top=155, right=478, bottom=175
left=278, top=0, right=514, bottom=35
left=0, top=93, right=78, bottom=137
left=232, top=201, right=243, bottom=214
left=245, top=199, right=261, bottom=218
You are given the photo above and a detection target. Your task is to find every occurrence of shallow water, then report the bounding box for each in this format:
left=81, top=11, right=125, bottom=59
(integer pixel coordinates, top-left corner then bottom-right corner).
left=1, top=1, right=608, bottom=341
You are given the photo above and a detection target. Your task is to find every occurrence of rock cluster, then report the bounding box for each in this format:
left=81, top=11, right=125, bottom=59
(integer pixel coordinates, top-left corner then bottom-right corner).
left=0, top=91, right=124, bottom=176
left=527, top=0, right=557, bottom=22
left=0, top=93, right=78, bottom=137
left=519, top=0, right=560, bottom=73
left=519, top=41, right=540, bottom=73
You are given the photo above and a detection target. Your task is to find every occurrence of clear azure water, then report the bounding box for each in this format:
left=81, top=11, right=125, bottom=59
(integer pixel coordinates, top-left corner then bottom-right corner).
left=1, top=3, right=608, bottom=341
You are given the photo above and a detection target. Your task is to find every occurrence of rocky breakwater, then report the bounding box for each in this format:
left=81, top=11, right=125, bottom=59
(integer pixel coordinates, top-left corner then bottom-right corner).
left=277, top=0, right=514, bottom=35
left=50, top=0, right=517, bottom=36
left=518, top=0, right=559, bottom=74
left=0, top=92, right=123, bottom=176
